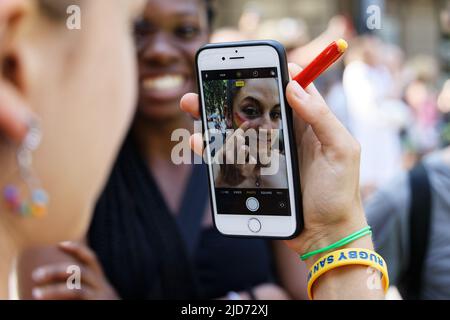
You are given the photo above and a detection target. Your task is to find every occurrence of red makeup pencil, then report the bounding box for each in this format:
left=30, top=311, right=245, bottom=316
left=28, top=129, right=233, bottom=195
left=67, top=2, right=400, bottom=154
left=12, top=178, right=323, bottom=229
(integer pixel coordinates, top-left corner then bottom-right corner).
left=293, top=39, right=348, bottom=89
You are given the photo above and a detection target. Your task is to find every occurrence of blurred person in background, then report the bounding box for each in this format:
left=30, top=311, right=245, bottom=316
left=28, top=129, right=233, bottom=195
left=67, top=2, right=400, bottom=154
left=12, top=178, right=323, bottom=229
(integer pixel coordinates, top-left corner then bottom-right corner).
left=252, top=14, right=346, bottom=112
left=212, top=10, right=354, bottom=71
left=441, top=1, right=450, bottom=34
left=238, top=3, right=262, bottom=40
left=17, top=0, right=309, bottom=300
left=402, top=55, right=440, bottom=160
left=438, top=79, right=450, bottom=147
left=288, top=15, right=354, bottom=67
left=254, top=17, right=310, bottom=53
left=324, top=69, right=351, bottom=130
left=381, top=43, right=414, bottom=170
left=320, top=17, right=357, bottom=131
left=365, top=81, right=450, bottom=299
left=219, top=11, right=355, bottom=128
left=0, top=0, right=144, bottom=299
left=365, top=3, right=450, bottom=295
left=253, top=14, right=359, bottom=133
left=343, top=36, right=406, bottom=198
left=253, top=14, right=356, bottom=130
left=210, top=4, right=262, bottom=43
left=210, top=27, right=249, bottom=43
left=313, top=18, right=356, bottom=131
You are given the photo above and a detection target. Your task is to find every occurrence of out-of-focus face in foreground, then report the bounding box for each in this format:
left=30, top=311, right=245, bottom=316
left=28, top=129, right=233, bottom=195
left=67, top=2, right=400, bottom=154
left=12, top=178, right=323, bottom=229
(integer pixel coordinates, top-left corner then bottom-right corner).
left=0, top=0, right=144, bottom=245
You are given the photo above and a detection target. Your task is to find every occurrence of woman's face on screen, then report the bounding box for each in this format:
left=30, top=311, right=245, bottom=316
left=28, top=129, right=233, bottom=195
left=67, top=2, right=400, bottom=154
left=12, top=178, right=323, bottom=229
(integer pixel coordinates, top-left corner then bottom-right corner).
left=232, top=78, right=282, bottom=132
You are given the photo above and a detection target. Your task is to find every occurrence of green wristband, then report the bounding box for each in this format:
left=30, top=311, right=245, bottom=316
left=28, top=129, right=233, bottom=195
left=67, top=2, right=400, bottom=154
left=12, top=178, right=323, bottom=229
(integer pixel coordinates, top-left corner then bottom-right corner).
left=300, top=226, right=372, bottom=261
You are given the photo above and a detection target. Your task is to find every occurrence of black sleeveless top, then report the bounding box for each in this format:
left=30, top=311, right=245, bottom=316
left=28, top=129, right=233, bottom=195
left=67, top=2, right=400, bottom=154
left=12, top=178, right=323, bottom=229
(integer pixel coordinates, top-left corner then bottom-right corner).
left=88, top=136, right=275, bottom=299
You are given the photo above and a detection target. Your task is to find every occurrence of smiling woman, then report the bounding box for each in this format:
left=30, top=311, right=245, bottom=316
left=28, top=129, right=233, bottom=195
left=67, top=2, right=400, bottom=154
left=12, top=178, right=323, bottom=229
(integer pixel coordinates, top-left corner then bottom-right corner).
left=87, top=0, right=220, bottom=299
left=81, top=0, right=300, bottom=300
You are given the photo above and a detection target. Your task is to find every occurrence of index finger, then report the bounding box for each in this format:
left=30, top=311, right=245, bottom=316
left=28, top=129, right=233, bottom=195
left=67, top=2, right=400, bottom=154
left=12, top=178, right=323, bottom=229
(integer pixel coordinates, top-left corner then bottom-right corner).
left=288, top=63, right=302, bottom=80
left=287, top=63, right=308, bottom=138
left=286, top=80, right=351, bottom=149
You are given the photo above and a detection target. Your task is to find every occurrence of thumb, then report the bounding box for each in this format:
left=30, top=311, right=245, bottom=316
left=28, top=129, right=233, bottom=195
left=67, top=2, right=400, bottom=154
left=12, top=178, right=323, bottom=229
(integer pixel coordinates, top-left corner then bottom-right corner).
left=286, top=80, right=349, bottom=148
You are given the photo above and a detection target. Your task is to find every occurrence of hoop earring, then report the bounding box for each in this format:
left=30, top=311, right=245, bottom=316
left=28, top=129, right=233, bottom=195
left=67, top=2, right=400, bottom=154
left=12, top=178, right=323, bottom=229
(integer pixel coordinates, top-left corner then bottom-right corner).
left=3, top=121, right=49, bottom=218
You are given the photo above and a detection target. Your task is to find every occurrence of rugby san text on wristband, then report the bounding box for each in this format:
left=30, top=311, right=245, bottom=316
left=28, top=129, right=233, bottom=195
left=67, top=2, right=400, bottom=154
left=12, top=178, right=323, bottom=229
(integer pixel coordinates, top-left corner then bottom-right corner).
left=307, top=248, right=389, bottom=300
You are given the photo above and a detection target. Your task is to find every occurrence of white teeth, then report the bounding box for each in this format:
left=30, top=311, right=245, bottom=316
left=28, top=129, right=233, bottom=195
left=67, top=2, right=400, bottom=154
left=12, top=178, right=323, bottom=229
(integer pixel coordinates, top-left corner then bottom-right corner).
left=143, top=75, right=184, bottom=91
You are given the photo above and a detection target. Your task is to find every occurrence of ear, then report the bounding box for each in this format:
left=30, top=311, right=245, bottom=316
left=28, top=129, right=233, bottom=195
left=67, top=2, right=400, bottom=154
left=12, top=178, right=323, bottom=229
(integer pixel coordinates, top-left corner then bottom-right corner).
left=0, top=0, right=34, bottom=143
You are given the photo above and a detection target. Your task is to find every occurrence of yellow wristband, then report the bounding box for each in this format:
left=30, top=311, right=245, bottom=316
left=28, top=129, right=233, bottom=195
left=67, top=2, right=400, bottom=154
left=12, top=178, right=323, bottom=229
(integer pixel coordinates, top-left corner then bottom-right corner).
left=307, top=248, right=389, bottom=300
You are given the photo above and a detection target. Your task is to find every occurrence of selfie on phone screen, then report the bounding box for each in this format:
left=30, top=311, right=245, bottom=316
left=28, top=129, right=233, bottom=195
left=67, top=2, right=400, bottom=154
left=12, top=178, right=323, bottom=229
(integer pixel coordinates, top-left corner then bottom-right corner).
left=197, top=43, right=302, bottom=238
left=203, top=68, right=296, bottom=219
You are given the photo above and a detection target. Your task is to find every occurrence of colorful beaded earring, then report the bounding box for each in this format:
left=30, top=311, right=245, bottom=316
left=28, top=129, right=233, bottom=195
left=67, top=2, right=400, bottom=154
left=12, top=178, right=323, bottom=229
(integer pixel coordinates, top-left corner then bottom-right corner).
left=3, top=122, right=49, bottom=218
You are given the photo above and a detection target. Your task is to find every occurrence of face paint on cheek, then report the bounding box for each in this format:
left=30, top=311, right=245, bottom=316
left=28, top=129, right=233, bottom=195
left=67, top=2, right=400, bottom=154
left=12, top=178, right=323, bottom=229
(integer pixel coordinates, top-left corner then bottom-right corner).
left=233, top=112, right=247, bottom=128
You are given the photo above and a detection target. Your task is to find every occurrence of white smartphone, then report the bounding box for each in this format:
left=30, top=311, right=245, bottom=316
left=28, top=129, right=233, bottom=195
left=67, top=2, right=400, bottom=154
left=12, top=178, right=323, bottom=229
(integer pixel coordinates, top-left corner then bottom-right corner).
left=196, top=40, right=303, bottom=239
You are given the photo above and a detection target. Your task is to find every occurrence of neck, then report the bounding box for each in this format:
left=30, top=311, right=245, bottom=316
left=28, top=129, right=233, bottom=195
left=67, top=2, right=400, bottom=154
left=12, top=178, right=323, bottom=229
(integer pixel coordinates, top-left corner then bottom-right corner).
left=0, top=222, right=20, bottom=299
left=132, top=113, right=194, bottom=161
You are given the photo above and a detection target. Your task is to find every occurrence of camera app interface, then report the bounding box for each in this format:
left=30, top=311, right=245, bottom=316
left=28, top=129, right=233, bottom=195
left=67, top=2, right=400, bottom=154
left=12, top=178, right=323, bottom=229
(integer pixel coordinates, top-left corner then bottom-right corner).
left=202, top=67, right=291, bottom=216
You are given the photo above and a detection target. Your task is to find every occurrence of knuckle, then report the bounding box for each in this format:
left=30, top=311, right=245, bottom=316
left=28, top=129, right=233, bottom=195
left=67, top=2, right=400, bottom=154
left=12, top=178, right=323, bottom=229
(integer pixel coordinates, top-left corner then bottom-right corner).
left=330, top=140, right=356, bottom=162
left=308, top=99, right=330, bottom=125
left=81, top=247, right=98, bottom=263
left=302, top=94, right=314, bottom=106
left=86, top=250, right=97, bottom=262
left=46, top=264, right=68, bottom=276
left=317, top=100, right=331, bottom=117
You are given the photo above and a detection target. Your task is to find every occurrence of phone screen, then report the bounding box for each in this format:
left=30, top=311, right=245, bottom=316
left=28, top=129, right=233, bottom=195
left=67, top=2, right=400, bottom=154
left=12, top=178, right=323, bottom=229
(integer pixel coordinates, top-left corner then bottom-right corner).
left=202, top=67, right=291, bottom=216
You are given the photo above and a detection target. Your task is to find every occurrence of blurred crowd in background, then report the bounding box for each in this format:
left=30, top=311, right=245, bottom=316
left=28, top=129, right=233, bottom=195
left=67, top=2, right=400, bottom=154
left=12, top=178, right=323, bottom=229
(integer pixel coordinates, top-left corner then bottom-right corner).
left=207, top=0, right=450, bottom=300
left=212, top=0, right=450, bottom=198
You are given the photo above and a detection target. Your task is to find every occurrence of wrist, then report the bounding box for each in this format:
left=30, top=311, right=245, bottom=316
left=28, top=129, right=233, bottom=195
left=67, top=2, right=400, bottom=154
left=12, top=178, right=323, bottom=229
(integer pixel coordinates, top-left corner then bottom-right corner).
left=301, top=213, right=371, bottom=269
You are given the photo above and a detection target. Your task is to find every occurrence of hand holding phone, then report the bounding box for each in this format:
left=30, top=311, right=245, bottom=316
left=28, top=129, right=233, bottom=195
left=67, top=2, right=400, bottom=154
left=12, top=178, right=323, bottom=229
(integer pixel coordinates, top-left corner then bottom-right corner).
left=182, top=60, right=368, bottom=249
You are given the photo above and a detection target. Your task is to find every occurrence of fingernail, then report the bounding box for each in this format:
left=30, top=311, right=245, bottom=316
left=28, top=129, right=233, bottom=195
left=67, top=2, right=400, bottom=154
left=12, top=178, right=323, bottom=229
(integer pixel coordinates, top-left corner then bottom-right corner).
left=290, top=81, right=308, bottom=100
left=32, top=288, right=44, bottom=299
left=32, top=268, right=46, bottom=281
